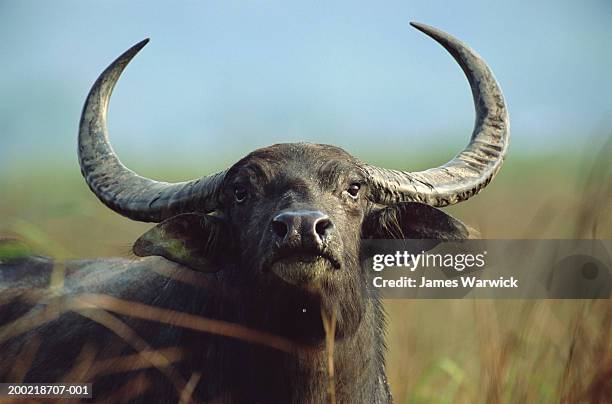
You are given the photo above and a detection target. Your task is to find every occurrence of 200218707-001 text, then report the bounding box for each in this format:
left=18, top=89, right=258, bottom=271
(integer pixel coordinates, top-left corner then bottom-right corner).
left=0, top=383, right=92, bottom=398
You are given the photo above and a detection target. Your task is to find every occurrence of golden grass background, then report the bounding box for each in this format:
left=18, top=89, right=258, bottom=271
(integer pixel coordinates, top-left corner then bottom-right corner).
left=1, top=140, right=611, bottom=402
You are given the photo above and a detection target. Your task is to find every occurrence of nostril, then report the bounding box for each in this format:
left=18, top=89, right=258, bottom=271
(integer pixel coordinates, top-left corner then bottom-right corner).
left=315, top=217, right=333, bottom=237
left=271, top=219, right=288, bottom=239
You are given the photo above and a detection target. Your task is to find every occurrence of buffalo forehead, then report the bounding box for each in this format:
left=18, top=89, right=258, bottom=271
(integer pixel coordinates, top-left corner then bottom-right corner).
left=228, top=143, right=362, bottom=188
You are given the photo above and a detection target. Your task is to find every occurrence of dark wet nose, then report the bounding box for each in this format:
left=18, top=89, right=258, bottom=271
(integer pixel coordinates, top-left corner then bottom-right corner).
left=271, top=210, right=333, bottom=248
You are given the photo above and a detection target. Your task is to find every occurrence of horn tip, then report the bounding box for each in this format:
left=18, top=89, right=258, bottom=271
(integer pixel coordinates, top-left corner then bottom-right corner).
left=120, top=38, right=150, bottom=62
left=127, top=38, right=150, bottom=55
left=409, top=21, right=435, bottom=35
left=135, top=38, right=150, bottom=50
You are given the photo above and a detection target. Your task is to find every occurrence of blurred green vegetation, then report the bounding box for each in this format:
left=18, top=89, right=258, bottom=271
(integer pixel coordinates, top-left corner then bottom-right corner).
left=0, top=238, right=33, bottom=261
left=1, top=149, right=609, bottom=260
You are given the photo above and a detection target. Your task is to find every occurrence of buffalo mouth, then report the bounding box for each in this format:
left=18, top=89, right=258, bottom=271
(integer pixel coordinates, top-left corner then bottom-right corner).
left=266, top=249, right=340, bottom=286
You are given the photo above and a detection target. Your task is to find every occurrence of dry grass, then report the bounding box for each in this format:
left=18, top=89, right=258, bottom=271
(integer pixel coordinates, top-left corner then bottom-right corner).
left=385, top=136, right=612, bottom=403
left=322, top=307, right=338, bottom=404
left=385, top=300, right=612, bottom=403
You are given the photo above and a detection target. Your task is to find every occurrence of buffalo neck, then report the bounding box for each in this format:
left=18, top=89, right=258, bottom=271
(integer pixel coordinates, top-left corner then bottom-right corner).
left=223, top=297, right=390, bottom=403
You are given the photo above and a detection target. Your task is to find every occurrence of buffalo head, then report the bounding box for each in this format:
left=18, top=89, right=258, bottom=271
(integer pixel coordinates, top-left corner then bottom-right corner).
left=77, top=23, right=509, bottom=340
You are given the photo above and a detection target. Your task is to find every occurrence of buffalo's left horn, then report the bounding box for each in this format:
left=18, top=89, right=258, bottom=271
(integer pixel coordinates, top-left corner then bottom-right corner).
left=364, top=23, right=510, bottom=207
left=78, top=39, right=226, bottom=222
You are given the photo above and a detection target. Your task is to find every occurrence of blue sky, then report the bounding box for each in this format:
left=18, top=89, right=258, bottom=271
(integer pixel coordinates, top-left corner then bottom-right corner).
left=1, top=0, right=611, bottom=171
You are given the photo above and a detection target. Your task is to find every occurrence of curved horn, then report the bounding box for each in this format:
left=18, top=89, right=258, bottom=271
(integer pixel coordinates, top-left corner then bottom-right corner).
left=78, top=39, right=226, bottom=222
left=364, top=22, right=510, bottom=207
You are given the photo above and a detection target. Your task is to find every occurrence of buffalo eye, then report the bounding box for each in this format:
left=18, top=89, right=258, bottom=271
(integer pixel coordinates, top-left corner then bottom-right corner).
left=234, top=186, right=248, bottom=203
left=347, top=183, right=361, bottom=199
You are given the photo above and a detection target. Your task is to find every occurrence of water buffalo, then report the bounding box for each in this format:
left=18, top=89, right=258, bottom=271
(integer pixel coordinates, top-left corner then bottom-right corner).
left=0, top=22, right=509, bottom=403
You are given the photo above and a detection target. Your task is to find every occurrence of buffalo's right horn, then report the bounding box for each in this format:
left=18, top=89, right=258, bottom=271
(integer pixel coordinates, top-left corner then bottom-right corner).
left=78, top=39, right=226, bottom=223
left=364, top=23, right=510, bottom=207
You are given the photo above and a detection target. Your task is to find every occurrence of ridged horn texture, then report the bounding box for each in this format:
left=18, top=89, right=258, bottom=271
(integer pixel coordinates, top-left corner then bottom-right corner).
left=364, top=22, right=510, bottom=207
left=78, top=39, right=226, bottom=223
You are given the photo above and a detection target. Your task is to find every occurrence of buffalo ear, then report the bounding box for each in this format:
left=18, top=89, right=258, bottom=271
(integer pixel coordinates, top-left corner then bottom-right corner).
left=133, top=213, right=229, bottom=272
left=363, top=202, right=477, bottom=240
